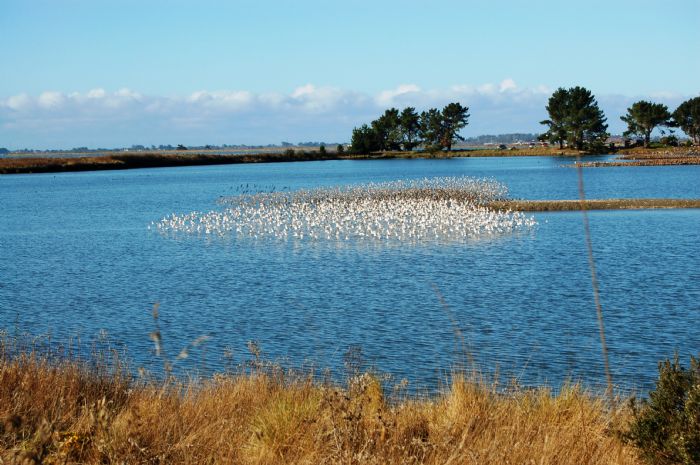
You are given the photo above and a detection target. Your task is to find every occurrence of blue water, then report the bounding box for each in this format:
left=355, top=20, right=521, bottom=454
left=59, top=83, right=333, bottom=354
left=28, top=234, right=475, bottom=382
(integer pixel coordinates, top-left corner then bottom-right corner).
left=1, top=156, right=699, bottom=393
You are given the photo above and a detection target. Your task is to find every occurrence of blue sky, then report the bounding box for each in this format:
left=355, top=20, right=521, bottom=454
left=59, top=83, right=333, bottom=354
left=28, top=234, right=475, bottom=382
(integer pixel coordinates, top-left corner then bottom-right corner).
left=1, top=0, right=699, bottom=149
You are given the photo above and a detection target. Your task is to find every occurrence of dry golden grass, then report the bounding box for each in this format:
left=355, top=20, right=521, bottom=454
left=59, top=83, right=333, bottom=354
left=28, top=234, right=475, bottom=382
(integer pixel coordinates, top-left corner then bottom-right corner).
left=0, top=345, right=643, bottom=465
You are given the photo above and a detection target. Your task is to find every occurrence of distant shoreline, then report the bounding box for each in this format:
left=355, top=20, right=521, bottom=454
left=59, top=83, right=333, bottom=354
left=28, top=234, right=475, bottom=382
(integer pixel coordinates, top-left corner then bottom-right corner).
left=1, top=146, right=698, bottom=175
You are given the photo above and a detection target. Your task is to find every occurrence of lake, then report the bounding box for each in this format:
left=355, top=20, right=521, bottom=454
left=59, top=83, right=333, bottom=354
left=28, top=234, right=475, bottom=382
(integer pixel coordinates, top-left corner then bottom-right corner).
left=1, top=156, right=699, bottom=394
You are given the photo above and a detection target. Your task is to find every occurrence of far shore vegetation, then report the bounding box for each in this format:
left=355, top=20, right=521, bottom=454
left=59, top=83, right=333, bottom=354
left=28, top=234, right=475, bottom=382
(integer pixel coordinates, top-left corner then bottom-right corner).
left=2, top=89, right=699, bottom=172
left=3, top=145, right=700, bottom=175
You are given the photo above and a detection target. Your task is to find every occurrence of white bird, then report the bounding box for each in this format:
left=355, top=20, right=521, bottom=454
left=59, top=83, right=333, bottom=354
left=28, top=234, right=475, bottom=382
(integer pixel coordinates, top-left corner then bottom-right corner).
left=154, top=177, right=536, bottom=244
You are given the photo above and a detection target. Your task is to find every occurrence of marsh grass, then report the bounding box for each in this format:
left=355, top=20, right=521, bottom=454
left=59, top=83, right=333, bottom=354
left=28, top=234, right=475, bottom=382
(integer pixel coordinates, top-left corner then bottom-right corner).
left=579, top=158, right=700, bottom=167
left=488, top=198, right=700, bottom=211
left=580, top=146, right=700, bottom=166
left=0, top=331, right=644, bottom=465
left=0, top=151, right=339, bottom=174
left=3, top=145, right=698, bottom=174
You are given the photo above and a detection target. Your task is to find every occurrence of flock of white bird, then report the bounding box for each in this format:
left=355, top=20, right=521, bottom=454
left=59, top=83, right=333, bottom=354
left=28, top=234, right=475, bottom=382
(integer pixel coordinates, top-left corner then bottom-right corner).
left=153, top=177, right=536, bottom=244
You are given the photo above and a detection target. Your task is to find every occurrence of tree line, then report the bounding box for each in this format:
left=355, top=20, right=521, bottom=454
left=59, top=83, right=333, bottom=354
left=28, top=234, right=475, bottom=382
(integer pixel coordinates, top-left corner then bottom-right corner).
left=350, top=103, right=469, bottom=153
left=541, top=88, right=700, bottom=149
left=350, top=90, right=700, bottom=153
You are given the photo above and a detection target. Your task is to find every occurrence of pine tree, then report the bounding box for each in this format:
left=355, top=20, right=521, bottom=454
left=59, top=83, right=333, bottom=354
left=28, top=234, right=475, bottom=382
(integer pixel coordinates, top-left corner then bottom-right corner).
left=440, top=103, right=470, bottom=151
left=371, top=108, right=402, bottom=151
left=419, top=108, right=444, bottom=152
left=621, top=101, right=672, bottom=147
left=540, top=87, right=608, bottom=151
left=673, top=97, right=700, bottom=145
left=350, top=124, right=380, bottom=154
left=399, top=107, right=421, bottom=151
left=539, top=88, right=570, bottom=149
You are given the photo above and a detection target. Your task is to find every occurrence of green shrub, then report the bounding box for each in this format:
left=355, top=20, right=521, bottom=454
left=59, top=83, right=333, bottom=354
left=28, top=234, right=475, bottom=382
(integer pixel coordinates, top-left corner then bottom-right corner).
left=659, top=135, right=679, bottom=147
left=625, top=354, right=700, bottom=465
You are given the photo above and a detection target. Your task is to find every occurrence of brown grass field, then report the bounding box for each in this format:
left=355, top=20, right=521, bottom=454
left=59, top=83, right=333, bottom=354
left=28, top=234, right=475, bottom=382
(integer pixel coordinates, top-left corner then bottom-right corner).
left=488, top=198, right=700, bottom=211
left=0, top=147, right=591, bottom=175
left=0, top=151, right=343, bottom=175
left=0, top=342, right=644, bottom=465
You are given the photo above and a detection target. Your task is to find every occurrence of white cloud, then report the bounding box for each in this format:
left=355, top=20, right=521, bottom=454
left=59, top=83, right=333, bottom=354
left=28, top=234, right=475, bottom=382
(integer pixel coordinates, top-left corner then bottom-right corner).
left=37, top=91, right=65, bottom=109
left=187, top=90, right=253, bottom=110
left=291, top=84, right=316, bottom=99
left=5, top=93, right=32, bottom=111
left=87, top=88, right=107, bottom=99
left=477, top=83, right=497, bottom=94
left=376, top=84, right=422, bottom=106
left=115, top=88, right=142, bottom=99
left=499, top=78, right=517, bottom=92
left=288, top=85, right=352, bottom=113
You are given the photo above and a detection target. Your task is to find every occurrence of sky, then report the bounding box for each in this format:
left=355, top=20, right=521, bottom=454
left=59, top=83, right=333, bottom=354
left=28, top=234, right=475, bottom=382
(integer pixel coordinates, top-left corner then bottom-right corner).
left=1, top=0, right=698, bottom=150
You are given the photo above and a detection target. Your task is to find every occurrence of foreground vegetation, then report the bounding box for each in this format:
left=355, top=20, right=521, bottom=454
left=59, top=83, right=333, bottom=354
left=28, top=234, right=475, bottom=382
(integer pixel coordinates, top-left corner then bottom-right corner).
left=1, top=349, right=644, bottom=464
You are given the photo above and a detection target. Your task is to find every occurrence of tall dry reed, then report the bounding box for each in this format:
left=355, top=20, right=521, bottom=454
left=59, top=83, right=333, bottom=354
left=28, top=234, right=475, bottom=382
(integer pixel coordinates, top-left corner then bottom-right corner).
left=0, top=340, right=642, bottom=465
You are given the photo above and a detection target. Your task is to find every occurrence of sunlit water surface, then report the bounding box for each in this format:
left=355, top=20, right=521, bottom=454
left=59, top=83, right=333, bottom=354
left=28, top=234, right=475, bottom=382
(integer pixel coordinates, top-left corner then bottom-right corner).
left=1, top=156, right=699, bottom=393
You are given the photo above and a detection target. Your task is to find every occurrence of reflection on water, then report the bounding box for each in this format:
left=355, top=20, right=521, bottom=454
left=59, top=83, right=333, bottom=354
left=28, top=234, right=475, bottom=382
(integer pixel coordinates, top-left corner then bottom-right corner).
left=1, top=157, right=699, bottom=393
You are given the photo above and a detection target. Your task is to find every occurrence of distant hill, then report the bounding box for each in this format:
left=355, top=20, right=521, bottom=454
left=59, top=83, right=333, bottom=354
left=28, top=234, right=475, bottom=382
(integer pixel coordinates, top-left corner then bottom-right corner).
left=462, top=133, right=540, bottom=145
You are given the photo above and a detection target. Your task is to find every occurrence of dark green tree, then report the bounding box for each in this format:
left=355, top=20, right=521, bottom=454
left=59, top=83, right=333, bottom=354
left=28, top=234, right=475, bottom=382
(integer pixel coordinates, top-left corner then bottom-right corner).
left=419, top=108, right=445, bottom=152
left=372, top=108, right=402, bottom=151
left=540, top=87, right=608, bottom=151
left=399, top=107, right=421, bottom=151
left=440, top=102, right=470, bottom=151
left=318, top=144, right=327, bottom=155
left=621, top=101, right=672, bottom=147
left=539, top=88, right=570, bottom=149
left=350, top=124, right=380, bottom=154
left=336, top=144, right=345, bottom=154
left=673, top=96, right=700, bottom=145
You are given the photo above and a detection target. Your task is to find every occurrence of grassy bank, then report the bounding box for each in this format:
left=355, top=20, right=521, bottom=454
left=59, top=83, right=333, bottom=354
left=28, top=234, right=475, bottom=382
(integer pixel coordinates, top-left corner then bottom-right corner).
left=580, top=147, right=700, bottom=167
left=488, top=198, right=700, bottom=211
left=0, top=147, right=589, bottom=175
left=0, top=348, right=641, bottom=464
left=578, top=158, right=700, bottom=167
left=4, top=145, right=698, bottom=174
left=0, top=151, right=344, bottom=175
left=617, top=146, right=700, bottom=158
left=373, top=147, right=585, bottom=157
